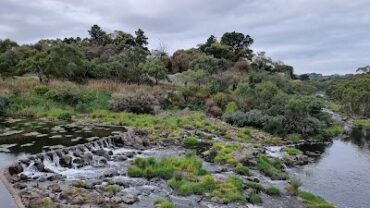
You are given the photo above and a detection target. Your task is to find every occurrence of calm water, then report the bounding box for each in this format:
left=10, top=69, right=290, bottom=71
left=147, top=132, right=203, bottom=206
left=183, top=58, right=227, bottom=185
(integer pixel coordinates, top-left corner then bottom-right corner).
left=294, top=127, right=370, bottom=208
left=0, top=118, right=125, bottom=207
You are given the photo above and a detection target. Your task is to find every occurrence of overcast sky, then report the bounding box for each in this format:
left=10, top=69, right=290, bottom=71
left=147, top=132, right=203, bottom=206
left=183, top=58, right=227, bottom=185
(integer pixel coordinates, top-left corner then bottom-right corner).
left=1, top=0, right=370, bottom=75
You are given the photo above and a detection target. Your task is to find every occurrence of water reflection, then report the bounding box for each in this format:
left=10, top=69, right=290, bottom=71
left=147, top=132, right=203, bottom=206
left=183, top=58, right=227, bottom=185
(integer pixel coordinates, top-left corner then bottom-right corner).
left=293, top=126, right=370, bottom=208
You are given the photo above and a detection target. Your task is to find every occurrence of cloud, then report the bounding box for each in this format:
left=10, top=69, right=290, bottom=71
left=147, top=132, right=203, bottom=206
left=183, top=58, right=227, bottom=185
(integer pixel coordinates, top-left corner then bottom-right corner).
left=0, top=0, right=369, bottom=75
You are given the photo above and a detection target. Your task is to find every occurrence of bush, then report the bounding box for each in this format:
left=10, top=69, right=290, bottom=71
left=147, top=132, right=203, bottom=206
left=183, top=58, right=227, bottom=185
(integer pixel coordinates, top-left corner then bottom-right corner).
left=0, top=95, right=9, bottom=115
left=109, top=92, right=159, bottom=114
left=234, top=60, right=250, bottom=72
left=287, top=133, right=301, bottom=142
left=249, top=193, right=262, bottom=204
left=224, top=101, right=238, bottom=113
left=33, top=84, right=49, bottom=95
left=235, top=164, right=250, bottom=176
left=246, top=181, right=264, bottom=192
left=47, top=82, right=82, bottom=105
left=265, top=186, right=280, bottom=196
left=154, top=198, right=175, bottom=208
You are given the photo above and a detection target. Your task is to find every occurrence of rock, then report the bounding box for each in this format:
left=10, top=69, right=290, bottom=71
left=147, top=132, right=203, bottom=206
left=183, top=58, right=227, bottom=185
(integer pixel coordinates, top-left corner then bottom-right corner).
left=8, top=163, right=23, bottom=175
left=47, top=174, right=65, bottom=181
left=115, top=155, right=127, bottom=161
left=20, top=173, right=29, bottom=181
left=121, top=193, right=138, bottom=204
left=59, top=155, right=72, bottom=168
left=49, top=183, right=61, bottom=193
left=34, top=161, right=45, bottom=172
left=72, top=158, right=84, bottom=165
left=13, top=183, right=27, bottom=189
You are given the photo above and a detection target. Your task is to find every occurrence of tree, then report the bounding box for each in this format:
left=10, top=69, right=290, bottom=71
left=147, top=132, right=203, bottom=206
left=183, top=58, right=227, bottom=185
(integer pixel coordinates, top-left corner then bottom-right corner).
left=220, top=31, right=254, bottom=60
left=0, top=39, right=18, bottom=53
left=199, top=35, right=217, bottom=52
left=0, top=50, right=20, bottom=77
left=356, top=65, right=370, bottom=74
left=112, top=30, right=136, bottom=51
left=204, top=42, right=233, bottom=60
left=17, top=50, right=51, bottom=82
left=88, top=25, right=110, bottom=46
left=139, top=58, right=169, bottom=84
left=189, top=55, right=219, bottom=74
left=135, top=28, right=148, bottom=49
left=48, top=43, right=86, bottom=81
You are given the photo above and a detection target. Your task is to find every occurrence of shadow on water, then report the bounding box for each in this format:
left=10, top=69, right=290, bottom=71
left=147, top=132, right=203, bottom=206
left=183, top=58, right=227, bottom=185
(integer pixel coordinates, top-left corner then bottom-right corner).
left=293, top=126, right=370, bottom=208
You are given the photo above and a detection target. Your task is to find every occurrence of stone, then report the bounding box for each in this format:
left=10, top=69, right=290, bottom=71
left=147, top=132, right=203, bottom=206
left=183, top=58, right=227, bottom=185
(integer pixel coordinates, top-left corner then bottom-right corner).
left=121, top=193, right=138, bottom=204
left=49, top=183, right=61, bottom=193
left=59, top=155, right=72, bottom=168
left=8, top=163, right=23, bottom=175
left=13, top=183, right=27, bottom=189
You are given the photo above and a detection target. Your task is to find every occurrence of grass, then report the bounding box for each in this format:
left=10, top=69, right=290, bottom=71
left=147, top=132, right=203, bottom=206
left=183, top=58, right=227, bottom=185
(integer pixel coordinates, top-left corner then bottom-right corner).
left=256, top=155, right=288, bottom=180
left=235, top=164, right=250, bottom=176
left=246, top=181, right=264, bottom=192
left=287, top=133, right=302, bottom=143
left=298, top=191, right=335, bottom=208
left=286, top=179, right=301, bottom=196
left=327, top=124, right=344, bottom=136
left=284, top=147, right=302, bottom=156
left=103, top=185, right=120, bottom=195
left=211, top=176, right=245, bottom=204
left=209, top=142, right=238, bottom=165
left=154, top=198, right=175, bottom=208
left=128, top=153, right=205, bottom=180
left=265, top=186, right=280, bottom=196
left=249, top=193, right=262, bottom=204
left=353, top=119, right=370, bottom=131
left=183, top=136, right=203, bottom=149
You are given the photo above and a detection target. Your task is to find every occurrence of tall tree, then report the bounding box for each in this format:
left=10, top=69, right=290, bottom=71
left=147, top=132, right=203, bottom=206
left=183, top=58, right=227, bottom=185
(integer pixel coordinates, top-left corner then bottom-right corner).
left=221, top=32, right=254, bottom=60
left=17, top=50, right=51, bottom=82
left=0, top=39, right=18, bottom=53
left=88, top=25, right=109, bottom=46
left=135, top=28, right=149, bottom=49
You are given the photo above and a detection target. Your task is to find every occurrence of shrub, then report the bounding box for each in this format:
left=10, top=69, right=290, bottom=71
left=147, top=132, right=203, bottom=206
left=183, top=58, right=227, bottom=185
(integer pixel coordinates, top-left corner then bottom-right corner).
left=256, top=155, right=288, bottom=180
left=234, top=60, right=250, bottom=72
left=154, top=198, right=175, bottom=208
left=249, top=193, right=262, bottom=204
left=287, top=133, right=301, bottom=143
left=224, top=101, right=238, bottom=113
left=328, top=124, right=343, bottom=136
left=235, top=164, right=250, bottom=176
left=103, top=185, right=120, bottom=195
left=109, top=92, right=159, bottom=114
left=265, top=186, right=280, bottom=196
left=0, top=95, right=9, bottom=115
left=33, top=84, right=49, bottom=95
left=47, top=82, right=82, bottom=105
left=284, top=147, right=302, bottom=156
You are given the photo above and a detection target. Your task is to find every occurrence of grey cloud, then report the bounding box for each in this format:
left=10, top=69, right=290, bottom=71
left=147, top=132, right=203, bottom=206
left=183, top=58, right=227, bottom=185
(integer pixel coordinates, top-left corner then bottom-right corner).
left=0, top=0, right=369, bottom=75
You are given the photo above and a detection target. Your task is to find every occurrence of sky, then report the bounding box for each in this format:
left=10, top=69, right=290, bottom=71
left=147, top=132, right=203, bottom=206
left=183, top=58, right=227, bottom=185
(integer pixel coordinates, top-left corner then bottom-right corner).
left=1, top=0, right=370, bottom=75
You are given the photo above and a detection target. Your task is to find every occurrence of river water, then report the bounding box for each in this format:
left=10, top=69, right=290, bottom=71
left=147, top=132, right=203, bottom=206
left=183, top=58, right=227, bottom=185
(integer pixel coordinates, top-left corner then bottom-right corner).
left=293, top=127, right=370, bottom=208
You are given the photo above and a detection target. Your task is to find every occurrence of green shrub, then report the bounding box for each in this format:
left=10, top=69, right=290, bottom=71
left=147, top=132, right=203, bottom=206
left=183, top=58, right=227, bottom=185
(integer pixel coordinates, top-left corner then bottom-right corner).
left=183, top=136, right=202, bottom=149
left=284, top=147, right=302, bottom=156
left=154, top=198, right=175, bottom=208
left=265, top=186, right=280, bottom=196
left=328, top=124, right=343, bottom=136
left=33, top=84, right=49, bottom=95
left=298, top=191, right=335, bottom=208
left=47, top=82, right=82, bottom=105
left=249, top=193, right=262, bottom=204
left=210, top=142, right=238, bottom=165
left=287, top=133, right=301, bottom=143
left=235, top=164, right=250, bottom=176
left=103, top=185, right=120, bottom=195
left=0, top=95, right=9, bottom=115
left=224, top=101, right=238, bottom=113
left=256, top=155, right=288, bottom=180
left=109, top=92, right=160, bottom=114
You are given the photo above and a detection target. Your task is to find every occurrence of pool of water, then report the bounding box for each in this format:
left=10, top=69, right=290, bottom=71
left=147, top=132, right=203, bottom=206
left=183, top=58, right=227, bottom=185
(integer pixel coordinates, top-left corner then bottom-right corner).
left=293, top=127, right=370, bottom=208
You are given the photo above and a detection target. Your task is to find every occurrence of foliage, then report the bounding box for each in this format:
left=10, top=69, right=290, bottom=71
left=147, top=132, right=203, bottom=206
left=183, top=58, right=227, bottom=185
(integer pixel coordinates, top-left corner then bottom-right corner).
left=286, top=179, right=301, bottom=196
left=211, top=176, right=245, bottom=203
left=139, top=58, right=169, bottom=84
left=249, top=193, right=263, bottom=204
left=327, top=74, right=370, bottom=117
left=183, top=136, right=203, bottom=149
left=266, top=186, right=281, bottom=196
left=0, top=95, right=9, bottom=116
left=109, top=92, right=159, bottom=114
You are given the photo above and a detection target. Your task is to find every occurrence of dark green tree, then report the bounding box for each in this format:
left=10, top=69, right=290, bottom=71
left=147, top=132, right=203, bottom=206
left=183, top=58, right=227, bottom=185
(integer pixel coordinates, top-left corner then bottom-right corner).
left=135, top=28, right=148, bottom=49
left=88, top=25, right=110, bottom=45
left=140, top=58, right=169, bottom=84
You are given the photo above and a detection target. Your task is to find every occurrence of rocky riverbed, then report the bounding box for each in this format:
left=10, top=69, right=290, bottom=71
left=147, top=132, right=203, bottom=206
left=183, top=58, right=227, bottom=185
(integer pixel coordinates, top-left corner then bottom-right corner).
left=2, top=127, right=312, bottom=208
